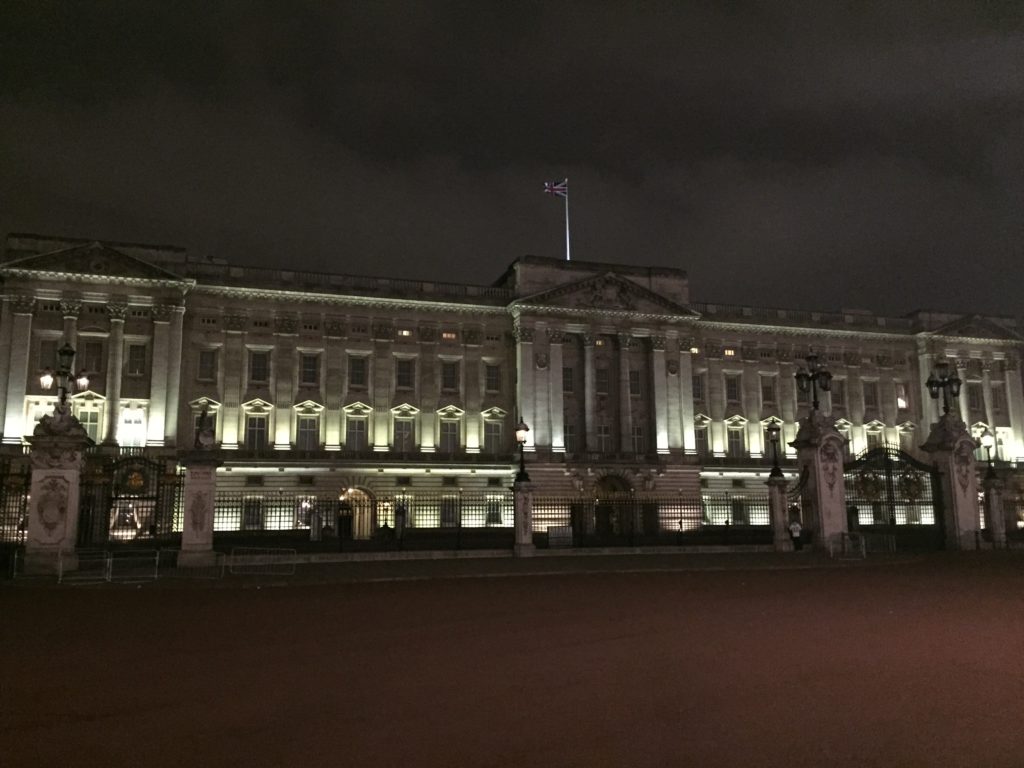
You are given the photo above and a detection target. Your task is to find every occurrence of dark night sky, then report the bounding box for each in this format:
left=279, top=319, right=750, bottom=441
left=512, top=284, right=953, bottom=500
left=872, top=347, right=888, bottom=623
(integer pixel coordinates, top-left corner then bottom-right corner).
left=2, top=2, right=1023, bottom=316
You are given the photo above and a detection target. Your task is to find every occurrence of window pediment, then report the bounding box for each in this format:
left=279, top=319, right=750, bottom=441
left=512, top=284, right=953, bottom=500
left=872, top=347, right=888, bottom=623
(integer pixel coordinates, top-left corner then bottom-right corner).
left=725, top=414, right=748, bottom=426
left=293, top=399, right=324, bottom=414
left=864, top=419, right=886, bottom=431
left=241, top=398, right=273, bottom=415
left=343, top=401, right=373, bottom=417
left=437, top=404, right=465, bottom=418
left=480, top=406, right=507, bottom=420
left=189, top=396, right=222, bottom=412
left=693, top=413, right=711, bottom=427
left=70, top=390, right=106, bottom=403
left=391, top=402, right=420, bottom=417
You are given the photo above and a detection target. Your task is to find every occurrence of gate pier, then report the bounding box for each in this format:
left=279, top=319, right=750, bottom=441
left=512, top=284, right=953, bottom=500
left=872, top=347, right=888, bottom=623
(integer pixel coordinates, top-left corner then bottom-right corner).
left=790, top=411, right=848, bottom=551
left=922, top=412, right=981, bottom=550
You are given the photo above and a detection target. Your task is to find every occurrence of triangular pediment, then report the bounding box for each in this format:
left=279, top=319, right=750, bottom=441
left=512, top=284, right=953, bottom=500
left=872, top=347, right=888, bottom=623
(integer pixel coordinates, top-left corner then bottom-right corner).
left=1, top=242, right=189, bottom=284
left=514, top=272, right=696, bottom=316
left=931, top=314, right=1022, bottom=342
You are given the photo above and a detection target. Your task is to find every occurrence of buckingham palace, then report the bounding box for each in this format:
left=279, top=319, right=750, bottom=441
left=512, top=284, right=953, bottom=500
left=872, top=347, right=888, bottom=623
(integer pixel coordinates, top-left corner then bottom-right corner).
left=2, top=232, right=1022, bottom=561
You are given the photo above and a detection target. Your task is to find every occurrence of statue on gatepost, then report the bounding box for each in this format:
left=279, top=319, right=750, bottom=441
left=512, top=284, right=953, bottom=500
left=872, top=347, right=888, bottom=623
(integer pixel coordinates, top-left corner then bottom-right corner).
left=180, top=404, right=222, bottom=567
left=920, top=360, right=980, bottom=550
left=790, top=353, right=848, bottom=552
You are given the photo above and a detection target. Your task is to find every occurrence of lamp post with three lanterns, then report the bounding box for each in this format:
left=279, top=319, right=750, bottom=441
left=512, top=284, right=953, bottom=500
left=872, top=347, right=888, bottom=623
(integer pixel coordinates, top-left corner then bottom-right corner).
left=39, top=342, right=89, bottom=415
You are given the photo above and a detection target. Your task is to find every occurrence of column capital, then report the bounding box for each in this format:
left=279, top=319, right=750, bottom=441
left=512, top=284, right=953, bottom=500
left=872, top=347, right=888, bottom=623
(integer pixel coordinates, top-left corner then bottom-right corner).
left=617, top=334, right=637, bottom=351
left=582, top=332, right=596, bottom=346
left=107, top=304, right=128, bottom=322
left=59, top=299, right=82, bottom=318
left=11, top=295, right=36, bottom=315
left=650, top=336, right=667, bottom=351
left=547, top=328, right=567, bottom=345
left=514, top=323, right=535, bottom=343
left=151, top=305, right=175, bottom=322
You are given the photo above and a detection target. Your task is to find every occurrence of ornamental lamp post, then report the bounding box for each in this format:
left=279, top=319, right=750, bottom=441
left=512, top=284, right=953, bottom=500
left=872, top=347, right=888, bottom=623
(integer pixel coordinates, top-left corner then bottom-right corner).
left=39, top=342, right=89, bottom=413
left=514, top=419, right=531, bottom=484
left=925, top=360, right=962, bottom=415
left=980, top=428, right=997, bottom=480
left=766, top=421, right=784, bottom=479
left=794, top=352, right=832, bottom=412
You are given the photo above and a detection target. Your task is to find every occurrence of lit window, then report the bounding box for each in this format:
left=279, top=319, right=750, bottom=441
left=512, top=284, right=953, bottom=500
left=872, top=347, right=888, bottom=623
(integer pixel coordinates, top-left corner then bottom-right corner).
left=724, top=348, right=736, bottom=357
left=690, top=346, right=700, bottom=355
left=895, top=382, right=909, bottom=410
left=397, top=329, right=413, bottom=337
left=595, top=339, right=605, bottom=347
left=442, top=331, right=458, bottom=341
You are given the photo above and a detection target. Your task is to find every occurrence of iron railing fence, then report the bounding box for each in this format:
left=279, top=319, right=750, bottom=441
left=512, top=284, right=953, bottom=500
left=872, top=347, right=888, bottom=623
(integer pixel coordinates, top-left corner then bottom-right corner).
left=212, top=491, right=515, bottom=551
left=531, top=494, right=772, bottom=547
left=0, top=465, right=30, bottom=545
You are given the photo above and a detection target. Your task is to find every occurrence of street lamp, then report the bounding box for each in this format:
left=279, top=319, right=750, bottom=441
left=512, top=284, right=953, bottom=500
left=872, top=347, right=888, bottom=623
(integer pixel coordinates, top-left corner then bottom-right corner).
left=514, top=419, right=531, bottom=483
left=925, top=360, right=962, bottom=415
left=39, top=342, right=89, bottom=413
left=795, top=352, right=832, bottom=412
left=980, top=428, right=996, bottom=480
left=766, top=421, right=784, bottom=479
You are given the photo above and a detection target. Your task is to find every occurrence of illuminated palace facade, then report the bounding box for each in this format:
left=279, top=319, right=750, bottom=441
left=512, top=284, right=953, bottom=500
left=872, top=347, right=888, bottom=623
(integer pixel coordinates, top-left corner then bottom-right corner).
left=2, top=233, right=1023, bottom=502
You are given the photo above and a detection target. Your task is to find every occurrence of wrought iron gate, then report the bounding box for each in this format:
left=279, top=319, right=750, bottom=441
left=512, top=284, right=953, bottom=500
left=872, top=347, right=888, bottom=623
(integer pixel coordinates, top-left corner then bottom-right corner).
left=843, top=446, right=945, bottom=550
left=78, top=455, right=183, bottom=547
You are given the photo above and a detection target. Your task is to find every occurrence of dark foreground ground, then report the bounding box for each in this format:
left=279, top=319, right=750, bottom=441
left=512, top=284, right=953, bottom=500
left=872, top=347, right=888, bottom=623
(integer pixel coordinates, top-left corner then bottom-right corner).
left=2, top=552, right=1023, bottom=768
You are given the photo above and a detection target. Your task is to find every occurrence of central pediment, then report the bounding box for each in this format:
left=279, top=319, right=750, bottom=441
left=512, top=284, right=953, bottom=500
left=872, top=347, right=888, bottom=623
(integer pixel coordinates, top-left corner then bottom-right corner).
left=513, top=272, right=696, bottom=317
left=1, top=241, right=189, bottom=284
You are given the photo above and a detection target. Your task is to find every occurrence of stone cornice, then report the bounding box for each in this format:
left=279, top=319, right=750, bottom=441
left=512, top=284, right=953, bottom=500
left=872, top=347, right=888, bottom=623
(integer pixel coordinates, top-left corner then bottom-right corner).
left=192, top=284, right=508, bottom=315
left=511, top=304, right=700, bottom=325
left=695, top=318, right=910, bottom=342
left=915, top=332, right=1023, bottom=347
left=0, top=267, right=194, bottom=292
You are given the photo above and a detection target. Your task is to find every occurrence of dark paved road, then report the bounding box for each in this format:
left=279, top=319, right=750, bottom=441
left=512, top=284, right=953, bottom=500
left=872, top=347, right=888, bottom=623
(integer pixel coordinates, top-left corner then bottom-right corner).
left=3, top=552, right=1023, bottom=767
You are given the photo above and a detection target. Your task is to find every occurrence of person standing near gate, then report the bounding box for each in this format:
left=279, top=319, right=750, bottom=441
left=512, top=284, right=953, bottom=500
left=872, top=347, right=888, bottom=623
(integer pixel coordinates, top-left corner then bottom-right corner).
left=789, top=518, right=803, bottom=551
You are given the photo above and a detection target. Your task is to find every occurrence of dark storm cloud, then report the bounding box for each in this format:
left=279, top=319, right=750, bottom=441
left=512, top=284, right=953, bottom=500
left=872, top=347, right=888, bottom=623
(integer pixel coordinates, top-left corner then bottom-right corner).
left=1, top=2, right=1023, bottom=315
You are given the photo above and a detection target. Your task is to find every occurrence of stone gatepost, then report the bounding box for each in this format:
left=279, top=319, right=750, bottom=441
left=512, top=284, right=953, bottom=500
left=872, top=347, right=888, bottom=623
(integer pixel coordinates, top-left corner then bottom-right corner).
left=982, top=472, right=1006, bottom=549
left=767, top=472, right=792, bottom=552
left=790, top=411, right=848, bottom=551
left=922, top=413, right=980, bottom=550
left=179, top=453, right=222, bottom=567
left=513, top=482, right=535, bottom=557
left=24, top=410, right=94, bottom=574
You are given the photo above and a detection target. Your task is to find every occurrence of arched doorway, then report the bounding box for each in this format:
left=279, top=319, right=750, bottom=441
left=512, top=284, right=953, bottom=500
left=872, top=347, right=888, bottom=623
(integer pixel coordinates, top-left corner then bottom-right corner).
left=340, top=488, right=375, bottom=540
left=594, top=474, right=631, bottom=538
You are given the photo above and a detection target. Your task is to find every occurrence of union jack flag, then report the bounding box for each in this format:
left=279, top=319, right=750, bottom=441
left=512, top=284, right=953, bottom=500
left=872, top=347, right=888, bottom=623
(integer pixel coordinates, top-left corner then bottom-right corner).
left=544, top=178, right=568, bottom=198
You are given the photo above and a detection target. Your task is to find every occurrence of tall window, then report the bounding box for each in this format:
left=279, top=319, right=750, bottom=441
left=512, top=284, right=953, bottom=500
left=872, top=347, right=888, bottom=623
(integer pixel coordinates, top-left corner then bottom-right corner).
left=629, top=370, right=641, bottom=396
left=439, top=420, right=459, bottom=453
left=862, top=381, right=879, bottom=409
left=126, top=344, right=146, bottom=376
left=193, top=410, right=217, bottom=441
left=695, top=425, right=709, bottom=457
left=77, top=409, right=100, bottom=442
left=727, top=427, right=745, bottom=457
left=899, top=429, right=914, bottom=453
left=246, top=414, right=268, bottom=449
left=296, top=415, right=319, bottom=450
left=894, top=382, right=908, bottom=410
left=631, top=425, right=645, bottom=454
left=441, top=361, right=460, bottom=392
left=564, top=422, right=577, bottom=452
left=866, top=430, right=883, bottom=451
left=831, top=380, right=846, bottom=408
left=346, top=417, right=367, bottom=450
left=760, top=375, right=776, bottom=405
left=393, top=419, right=415, bottom=451
left=81, top=341, right=103, bottom=375
left=725, top=375, right=741, bottom=404
left=692, top=374, right=705, bottom=402
left=249, top=351, right=270, bottom=384
left=119, top=407, right=145, bottom=446
left=299, top=354, right=319, bottom=386
left=563, top=367, right=575, bottom=394
left=595, top=368, right=609, bottom=395
left=348, top=356, right=368, bottom=389
left=39, top=339, right=58, bottom=371
left=967, top=383, right=983, bottom=412
left=596, top=424, right=612, bottom=452
left=991, top=384, right=1006, bottom=413
left=485, top=364, right=501, bottom=393
left=484, top=421, right=502, bottom=454
left=198, top=349, right=218, bottom=381
left=395, top=359, right=416, bottom=390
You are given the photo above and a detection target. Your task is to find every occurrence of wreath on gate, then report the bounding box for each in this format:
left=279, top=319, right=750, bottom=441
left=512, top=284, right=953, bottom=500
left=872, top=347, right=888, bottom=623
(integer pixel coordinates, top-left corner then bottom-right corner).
left=854, top=468, right=884, bottom=502
left=898, top=469, right=925, bottom=502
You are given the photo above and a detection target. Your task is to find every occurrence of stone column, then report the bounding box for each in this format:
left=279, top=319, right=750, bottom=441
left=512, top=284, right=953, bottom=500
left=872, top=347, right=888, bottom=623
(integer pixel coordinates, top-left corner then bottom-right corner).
left=955, top=360, right=970, bottom=426
left=679, top=340, right=696, bottom=453
left=220, top=314, right=246, bottom=449
left=982, top=471, right=1006, bottom=548
left=164, top=305, right=186, bottom=444
left=514, top=322, right=536, bottom=449
left=922, top=412, right=981, bottom=550
left=790, top=411, right=848, bottom=551
left=618, top=334, right=633, bottom=453
left=3, top=296, right=35, bottom=443
left=24, top=410, right=93, bottom=574
left=147, top=305, right=172, bottom=445
left=102, top=303, right=127, bottom=445
left=179, top=450, right=223, bottom=567
left=767, top=472, right=793, bottom=552
left=916, top=340, right=939, bottom=427
left=1005, top=356, right=1024, bottom=460
left=0, top=297, right=14, bottom=434
left=324, top=319, right=345, bottom=450
left=650, top=336, right=669, bottom=454
left=583, top=333, right=596, bottom=452
left=60, top=299, right=81, bottom=347
left=981, top=361, right=995, bottom=432
left=513, top=481, right=535, bottom=557
left=547, top=330, right=565, bottom=452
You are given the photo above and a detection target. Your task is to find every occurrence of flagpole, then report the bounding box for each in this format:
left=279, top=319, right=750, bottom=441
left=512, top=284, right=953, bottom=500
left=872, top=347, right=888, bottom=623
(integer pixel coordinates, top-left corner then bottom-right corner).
left=564, top=179, right=571, bottom=261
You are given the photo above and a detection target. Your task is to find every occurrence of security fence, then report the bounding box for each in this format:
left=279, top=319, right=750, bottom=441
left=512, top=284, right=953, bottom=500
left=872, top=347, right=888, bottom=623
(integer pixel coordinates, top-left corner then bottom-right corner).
left=212, top=491, right=515, bottom=552
left=531, top=493, right=772, bottom=547
left=0, top=464, right=30, bottom=544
